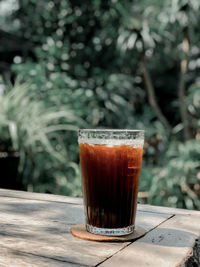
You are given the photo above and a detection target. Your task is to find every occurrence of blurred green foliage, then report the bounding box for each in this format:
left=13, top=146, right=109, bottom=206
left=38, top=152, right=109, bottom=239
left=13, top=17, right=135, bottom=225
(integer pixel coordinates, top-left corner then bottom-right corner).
left=0, top=0, right=200, bottom=208
left=149, top=140, right=200, bottom=209
left=0, top=78, right=83, bottom=195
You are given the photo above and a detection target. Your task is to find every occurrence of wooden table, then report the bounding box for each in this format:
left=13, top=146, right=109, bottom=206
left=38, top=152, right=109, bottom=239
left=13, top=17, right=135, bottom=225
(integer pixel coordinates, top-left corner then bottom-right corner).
left=0, top=189, right=199, bottom=267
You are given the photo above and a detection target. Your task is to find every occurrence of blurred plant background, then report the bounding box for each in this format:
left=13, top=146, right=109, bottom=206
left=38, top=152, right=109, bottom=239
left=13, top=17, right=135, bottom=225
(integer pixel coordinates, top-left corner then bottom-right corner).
left=0, top=0, right=200, bottom=209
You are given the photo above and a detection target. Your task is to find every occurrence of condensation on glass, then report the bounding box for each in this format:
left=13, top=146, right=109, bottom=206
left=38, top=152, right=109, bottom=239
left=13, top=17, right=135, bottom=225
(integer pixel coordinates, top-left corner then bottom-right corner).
left=78, top=129, right=144, bottom=236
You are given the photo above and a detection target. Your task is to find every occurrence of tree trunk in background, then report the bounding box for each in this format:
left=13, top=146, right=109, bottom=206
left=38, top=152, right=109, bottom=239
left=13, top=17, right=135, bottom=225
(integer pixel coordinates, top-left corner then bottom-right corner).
left=178, top=26, right=192, bottom=141
left=141, top=52, right=172, bottom=133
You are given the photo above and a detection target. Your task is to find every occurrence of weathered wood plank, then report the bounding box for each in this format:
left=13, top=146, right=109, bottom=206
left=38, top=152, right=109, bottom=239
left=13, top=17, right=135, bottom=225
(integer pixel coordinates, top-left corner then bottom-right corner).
left=0, top=189, right=83, bottom=205
left=0, top=189, right=198, bottom=216
left=0, top=195, right=171, bottom=266
left=0, top=245, right=81, bottom=267
left=100, top=214, right=200, bottom=267
left=138, top=204, right=200, bottom=215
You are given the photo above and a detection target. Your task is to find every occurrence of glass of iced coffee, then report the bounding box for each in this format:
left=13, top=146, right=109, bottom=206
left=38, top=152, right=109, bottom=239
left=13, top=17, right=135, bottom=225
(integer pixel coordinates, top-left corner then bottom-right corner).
left=78, top=129, right=144, bottom=236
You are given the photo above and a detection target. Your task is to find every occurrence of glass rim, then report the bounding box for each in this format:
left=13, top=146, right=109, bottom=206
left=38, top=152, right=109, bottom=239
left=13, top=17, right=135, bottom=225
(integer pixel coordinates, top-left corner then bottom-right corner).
left=79, top=129, right=144, bottom=133
left=78, top=129, right=144, bottom=147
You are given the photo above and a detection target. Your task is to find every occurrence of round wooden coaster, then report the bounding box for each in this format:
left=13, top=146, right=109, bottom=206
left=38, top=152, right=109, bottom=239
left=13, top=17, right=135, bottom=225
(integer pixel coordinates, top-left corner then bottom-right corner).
left=70, top=224, right=146, bottom=242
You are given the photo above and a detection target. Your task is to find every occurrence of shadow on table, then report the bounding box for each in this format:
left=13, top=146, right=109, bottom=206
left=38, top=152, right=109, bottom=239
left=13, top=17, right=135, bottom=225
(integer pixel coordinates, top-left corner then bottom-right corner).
left=0, top=198, right=199, bottom=249
left=137, top=227, right=198, bottom=247
left=0, top=199, right=84, bottom=238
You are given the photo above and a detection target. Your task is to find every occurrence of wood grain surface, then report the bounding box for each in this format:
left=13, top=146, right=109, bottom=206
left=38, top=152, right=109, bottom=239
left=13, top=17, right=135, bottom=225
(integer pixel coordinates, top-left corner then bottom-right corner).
left=0, top=189, right=199, bottom=267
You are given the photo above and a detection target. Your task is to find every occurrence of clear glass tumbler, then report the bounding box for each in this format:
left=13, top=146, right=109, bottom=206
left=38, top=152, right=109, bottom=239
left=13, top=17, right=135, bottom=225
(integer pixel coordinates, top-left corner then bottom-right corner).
left=78, top=129, right=144, bottom=236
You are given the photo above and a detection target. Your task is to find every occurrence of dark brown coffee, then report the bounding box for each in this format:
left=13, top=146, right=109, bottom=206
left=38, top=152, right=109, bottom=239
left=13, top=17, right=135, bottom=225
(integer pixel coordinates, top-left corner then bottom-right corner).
left=79, top=143, right=143, bottom=229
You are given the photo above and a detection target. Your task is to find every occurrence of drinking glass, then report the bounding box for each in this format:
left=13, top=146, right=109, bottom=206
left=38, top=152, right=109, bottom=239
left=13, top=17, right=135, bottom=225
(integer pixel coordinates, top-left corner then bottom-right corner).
left=78, top=129, right=144, bottom=236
